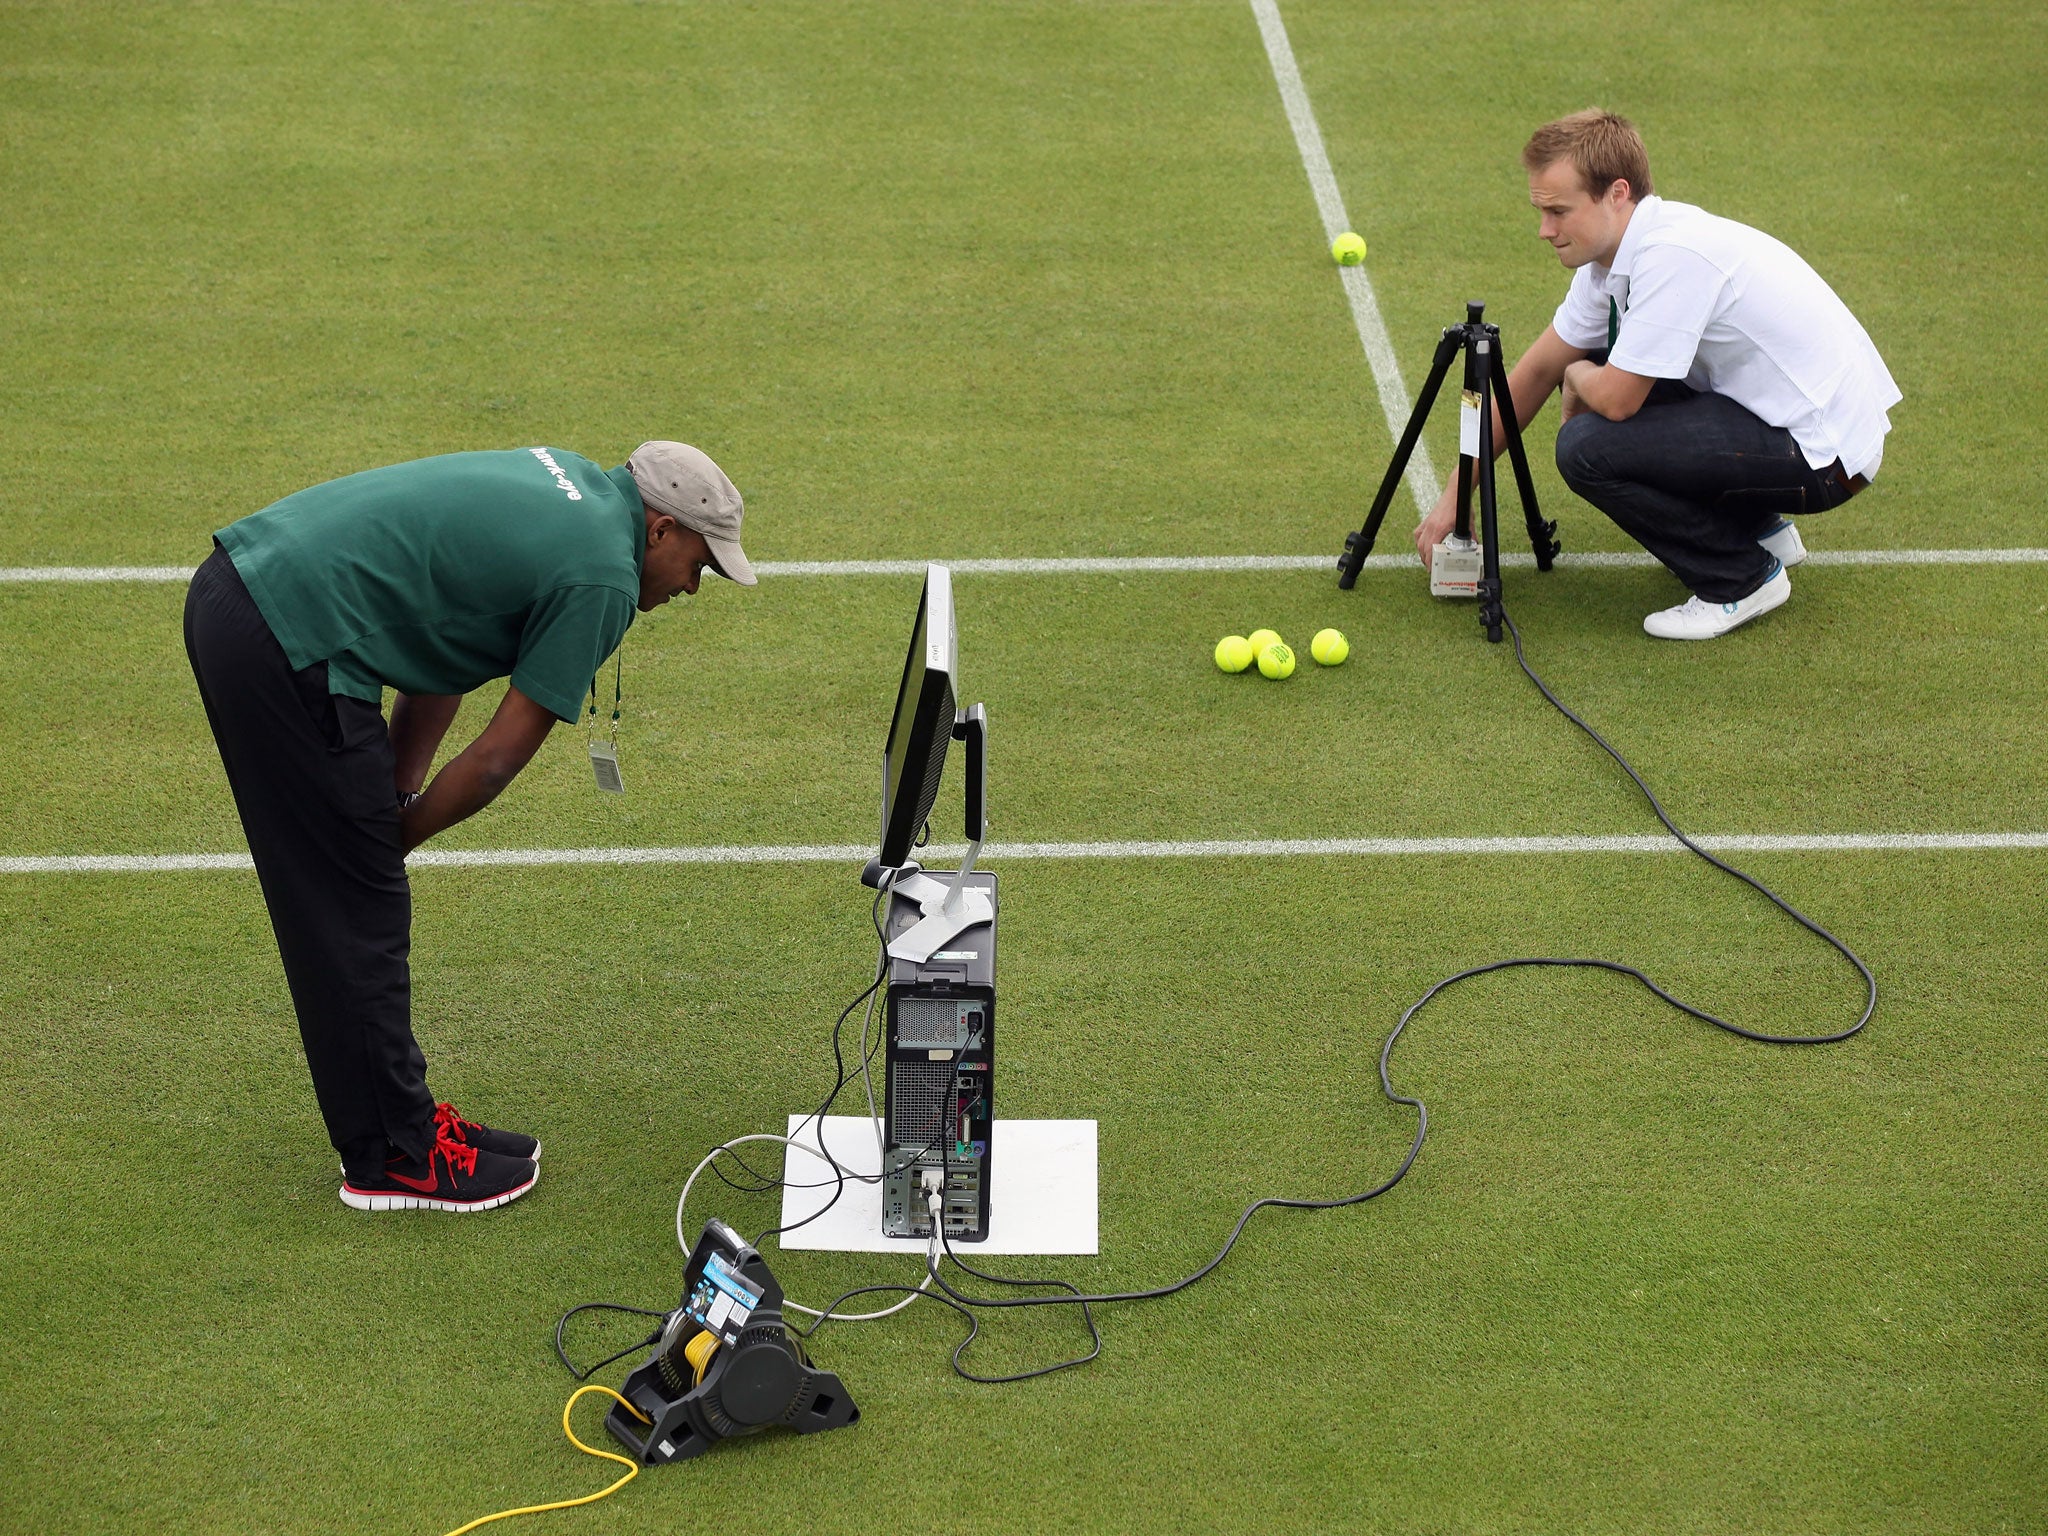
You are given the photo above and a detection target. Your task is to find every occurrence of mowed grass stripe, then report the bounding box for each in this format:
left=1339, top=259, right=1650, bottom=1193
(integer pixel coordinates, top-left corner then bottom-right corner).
left=7, top=545, right=2048, bottom=584
left=8, top=828, right=2047, bottom=875
left=1249, top=0, right=1437, bottom=516
left=7, top=565, right=2043, bottom=857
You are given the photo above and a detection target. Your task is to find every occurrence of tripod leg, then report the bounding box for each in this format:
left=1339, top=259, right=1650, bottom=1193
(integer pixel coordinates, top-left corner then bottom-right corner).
left=1475, top=328, right=1504, bottom=643
left=1451, top=326, right=1483, bottom=544
left=1490, top=345, right=1558, bottom=570
left=1337, top=331, right=1461, bottom=589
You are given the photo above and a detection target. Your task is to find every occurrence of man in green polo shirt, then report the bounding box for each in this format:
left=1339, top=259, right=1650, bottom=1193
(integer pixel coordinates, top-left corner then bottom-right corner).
left=183, top=440, right=755, bottom=1213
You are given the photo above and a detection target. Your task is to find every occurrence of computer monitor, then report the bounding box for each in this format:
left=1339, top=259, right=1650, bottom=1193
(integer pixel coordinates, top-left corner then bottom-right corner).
left=864, top=564, right=991, bottom=964
left=878, top=565, right=960, bottom=871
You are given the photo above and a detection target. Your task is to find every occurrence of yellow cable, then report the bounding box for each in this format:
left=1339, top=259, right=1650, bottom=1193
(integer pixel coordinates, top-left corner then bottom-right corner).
left=685, top=1329, right=719, bottom=1385
left=441, top=1384, right=651, bottom=1536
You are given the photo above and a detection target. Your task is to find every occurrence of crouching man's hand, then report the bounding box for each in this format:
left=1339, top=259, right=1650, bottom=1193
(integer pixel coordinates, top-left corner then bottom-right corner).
left=1559, top=368, right=1588, bottom=422
left=1414, top=479, right=1468, bottom=569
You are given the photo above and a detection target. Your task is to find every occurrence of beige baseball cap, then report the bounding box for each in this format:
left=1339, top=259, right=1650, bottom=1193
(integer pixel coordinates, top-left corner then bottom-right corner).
left=626, top=441, right=757, bottom=586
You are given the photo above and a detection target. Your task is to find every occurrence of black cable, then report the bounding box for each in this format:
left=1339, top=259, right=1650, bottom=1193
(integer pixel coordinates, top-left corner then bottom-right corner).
left=554, top=874, right=937, bottom=1382
left=703, top=923, right=897, bottom=1205
left=1499, top=607, right=1876, bottom=1044
left=748, top=871, right=901, bottom=1247
left=743, top=972, right=879, bottom=1246
left=749, top=888, right=888, bottom=1235
left=554, top=1302, right=671, bottom=1381
left=556, top=607, right=1879, bottom=1388
left=711, top=1140, right=942, bottom=1196
left=788, top=1279, right=987, bottom=1359
left=917, top=1083, right=1102, bottom=1381
left=786, top=1230, right=1102, bottom=1385
left=554, top=883, right=903, bottom=1380
left=700, top=1136, right=943, bottom=1211
left=935, top=1233, right=1102, bottom=1383
left=703, top=1144, right=791, bottom=1195
left=915, top=600, right=1875, bottom=1367
left=924, top=1102, right=1425, bottom=1317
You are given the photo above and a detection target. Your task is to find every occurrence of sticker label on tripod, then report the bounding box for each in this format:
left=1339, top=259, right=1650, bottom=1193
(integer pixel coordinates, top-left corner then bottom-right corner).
left=1459, top=389, right=1483, bottom=457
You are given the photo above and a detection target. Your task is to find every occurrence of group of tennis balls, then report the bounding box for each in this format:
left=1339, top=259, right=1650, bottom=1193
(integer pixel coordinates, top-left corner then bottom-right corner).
left=1209, top=232, right=1368, bottom=680
left=1214, top=627, right=1349, bottom=679
left=1211, top=233, right=1367, bottom=682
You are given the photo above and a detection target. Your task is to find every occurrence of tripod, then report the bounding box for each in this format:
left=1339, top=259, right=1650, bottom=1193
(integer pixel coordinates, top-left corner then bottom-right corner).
left=1336, top=301, right=1559, bottom=642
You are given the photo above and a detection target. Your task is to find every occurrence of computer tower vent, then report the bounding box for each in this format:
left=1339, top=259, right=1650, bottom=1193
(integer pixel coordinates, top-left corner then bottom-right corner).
left=889, top=1059, right=955, bottom=1147
left=895, top=997, right=971, bottom=1049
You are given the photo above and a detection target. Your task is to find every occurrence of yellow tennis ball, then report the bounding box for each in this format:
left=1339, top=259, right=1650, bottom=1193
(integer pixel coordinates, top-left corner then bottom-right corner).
left=1311, top=628, right=1350, bottom=666
left=1256, top=641, right=1296, bottom=679
left=1331, top=231, right=1367, bottom=266
left=1214, top=635, right=1255, bottom=673
left=1246, top=628, right=1283, bottom=655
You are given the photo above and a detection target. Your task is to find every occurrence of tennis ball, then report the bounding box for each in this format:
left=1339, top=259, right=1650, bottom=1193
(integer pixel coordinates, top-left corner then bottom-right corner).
left=1256, top=641, right=1296, bottom=679
left=1214, top=635, right=1255, bottom=673
left=1331, top=231, right=1368, bottom=266
left=1311, top=628, right=1350, bottom=666
left=1246, top=628, right=1283, bottom=655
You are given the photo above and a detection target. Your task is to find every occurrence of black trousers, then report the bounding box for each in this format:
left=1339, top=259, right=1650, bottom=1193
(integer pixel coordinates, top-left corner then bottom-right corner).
left=183, top=546, right=435, bottom=1178
left=1554, top=383, right=1856, bottom=602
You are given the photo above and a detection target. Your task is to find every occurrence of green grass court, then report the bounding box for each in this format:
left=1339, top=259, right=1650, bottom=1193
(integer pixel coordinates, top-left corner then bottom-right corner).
left=2, top=3, right=2043, bottom=1532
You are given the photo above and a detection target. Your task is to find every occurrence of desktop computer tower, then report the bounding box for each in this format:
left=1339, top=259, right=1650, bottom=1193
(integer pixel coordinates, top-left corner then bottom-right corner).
left=880, top=871, right=995, bottom=1241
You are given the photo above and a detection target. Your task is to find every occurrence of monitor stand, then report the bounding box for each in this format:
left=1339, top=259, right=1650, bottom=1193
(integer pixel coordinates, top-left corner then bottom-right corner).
left=882, top=840, right=994, bottom=964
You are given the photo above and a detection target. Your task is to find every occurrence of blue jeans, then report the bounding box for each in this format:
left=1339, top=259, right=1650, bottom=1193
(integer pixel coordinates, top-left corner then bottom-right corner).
left=1554, top=385, right=1855, bottom=602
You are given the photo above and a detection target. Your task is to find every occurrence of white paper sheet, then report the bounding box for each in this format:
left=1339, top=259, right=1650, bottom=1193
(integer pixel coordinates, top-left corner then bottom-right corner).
left=775, top=1115, right=1098, bottom=1255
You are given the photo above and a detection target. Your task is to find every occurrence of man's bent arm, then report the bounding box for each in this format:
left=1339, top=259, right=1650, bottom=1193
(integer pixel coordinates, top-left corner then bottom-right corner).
left=399, top=685, right=558, bottom=853
left=1496, top=324, right=1586, bottom=437
left=1414, top=325, right=1588, bottom=562
left=389, top=693, right=463, bottom=797
left=1561, top=357, right=1654, bottom=422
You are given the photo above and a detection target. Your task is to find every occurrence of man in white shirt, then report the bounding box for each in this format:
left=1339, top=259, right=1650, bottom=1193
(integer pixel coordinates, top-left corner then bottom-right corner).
left=1415, top=110, right=1901, bottom=639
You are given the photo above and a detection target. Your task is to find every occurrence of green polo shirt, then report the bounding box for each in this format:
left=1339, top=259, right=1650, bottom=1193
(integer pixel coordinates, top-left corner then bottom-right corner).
left=217, top=449, right=644, bottom=723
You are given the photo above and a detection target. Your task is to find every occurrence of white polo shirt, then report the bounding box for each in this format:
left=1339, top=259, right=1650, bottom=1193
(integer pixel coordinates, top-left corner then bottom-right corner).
left=1552, top=195, right=1901, bottom=480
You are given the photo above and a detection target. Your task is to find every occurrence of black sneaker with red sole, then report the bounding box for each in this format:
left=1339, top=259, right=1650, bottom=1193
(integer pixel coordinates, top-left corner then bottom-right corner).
left=340, top=1131, right=537, bottom=1213
left=434, top=1101, right=541, bottom=1162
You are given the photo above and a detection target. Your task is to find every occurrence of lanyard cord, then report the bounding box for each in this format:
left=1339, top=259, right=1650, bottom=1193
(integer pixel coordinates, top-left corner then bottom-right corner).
left=586, top=646, right=622, bottom=746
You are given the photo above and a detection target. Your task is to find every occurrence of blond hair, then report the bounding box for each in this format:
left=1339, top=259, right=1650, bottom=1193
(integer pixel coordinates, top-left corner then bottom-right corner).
left=1522, top=110, right=1653, bottom=200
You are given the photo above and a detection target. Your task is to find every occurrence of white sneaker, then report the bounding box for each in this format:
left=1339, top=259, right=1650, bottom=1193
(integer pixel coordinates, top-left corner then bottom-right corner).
left=1758, top=518, right=1807, bottom=567
left=1643, top=564, right=1791, bottom=640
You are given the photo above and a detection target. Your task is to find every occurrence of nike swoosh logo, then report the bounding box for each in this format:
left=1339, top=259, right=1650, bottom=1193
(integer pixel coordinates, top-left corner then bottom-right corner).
left=386, top=1161, right=439, bottom=1193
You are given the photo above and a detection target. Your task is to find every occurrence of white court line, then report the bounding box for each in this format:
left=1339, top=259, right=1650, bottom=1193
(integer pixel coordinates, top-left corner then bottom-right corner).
left=3, top=10, right=2027, bottom=593
left=1, top=567, right=200, bottom=582
left=1250, top=0, right=1437, bottom=518
left=7, top=548, right=2048, bottom=585
left=6, top=830, right=2046, bottom=876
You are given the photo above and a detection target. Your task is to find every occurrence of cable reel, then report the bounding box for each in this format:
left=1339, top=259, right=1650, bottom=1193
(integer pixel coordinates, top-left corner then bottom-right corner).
left=605, top=1219, right=859, bottom=1463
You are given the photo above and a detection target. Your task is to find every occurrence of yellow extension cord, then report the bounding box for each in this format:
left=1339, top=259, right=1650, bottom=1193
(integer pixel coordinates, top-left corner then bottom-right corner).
left=441, top=1384, right=651, bottom=1536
